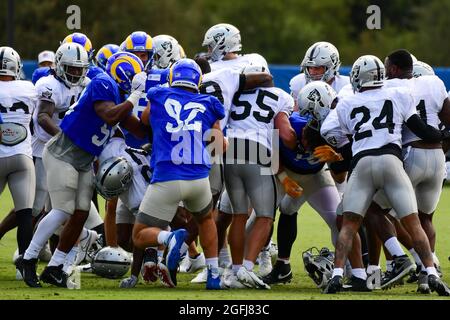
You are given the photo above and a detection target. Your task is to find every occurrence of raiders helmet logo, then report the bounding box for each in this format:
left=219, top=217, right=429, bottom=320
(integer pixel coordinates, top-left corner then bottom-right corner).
left=213, top=32, right=225, bottom=44
left=161, top=41, right=173, bottom=52
left=307, top=89, right=321, bottom=103
left=352, top=65, right=361, bottom=79
left=330, top=53, right=338, bottom=66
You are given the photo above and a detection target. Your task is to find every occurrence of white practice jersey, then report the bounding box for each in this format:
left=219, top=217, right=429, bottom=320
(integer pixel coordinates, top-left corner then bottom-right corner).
left=321, top=108, right=350, bottom=149
left=336, top=86, right=416, bottom=156
left=290, top=73, right=350, bottom=100
left=201, top=68, right=243, bottom=130
left=99, top=137, right=151, bottom=212
left=226, top=86, right=294, bottom=151
left=210, top=53, right=269, bottom=73
left=32, top=74, right=83, bottom=157
left=384, top=76, right=447, bottom=145
left=0, top=80, right=37, bottom=158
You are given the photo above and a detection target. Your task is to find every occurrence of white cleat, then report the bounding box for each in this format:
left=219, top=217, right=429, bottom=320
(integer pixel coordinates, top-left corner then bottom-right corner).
left=224, top=274, right=246, bottom=289
left=258, top=249, right=273, bottom=277
left=237, top=267, right=271, bottom=290
left=180, top=253, right=206, bottom=273
left=191, top=267, right=208, bottom=283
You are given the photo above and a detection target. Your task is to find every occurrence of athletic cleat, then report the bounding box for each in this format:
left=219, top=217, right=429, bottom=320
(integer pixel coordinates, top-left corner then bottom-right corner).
left=180, top=253, right=206, bottom=273
left=323, top=275, right=342, bottom=294
left=142, top=248, right=158, bottom=282
left=262, top=260, right=292, bottom=285
left=268, top=241, right=278, bottom=266
left=223, top=274, right=247, bottom=289
left=119, top=275, right=138, bottom=288
left=206, top=266, right=228, bottom=290
left=157, top=260, right=176, bottom=288
left=40, top=265, right=68, bottom=288
left=417, top=271, right=431, bottom=294
left=428, top=274, right=450, bottom=296
left=166, top=229, right=188, bottom=271
left=342, top=276, right=372, bottom=292
left=76, top=263, right=92, bottom=273
left=257, top=248, right=273, bottom=277
left=406, top=264, right=420, bottom=283
left=237, top=267, right=270, bottom=290
left=16, top=256, right=41, bottom=288
left=380, top=255, right=415, bottom=290
left=191, top=267, right=208, bottom=284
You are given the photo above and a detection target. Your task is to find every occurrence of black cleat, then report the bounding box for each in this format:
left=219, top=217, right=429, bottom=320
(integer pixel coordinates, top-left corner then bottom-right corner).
left=261, top=261, right=292, bottom=285
left=417, top=272, right=431, bottom=294
left=381, top=255, right=414, bottom=290
left=428, top=274, right=450, bottom=296
left=40, top=265, right=68, bottom=288
left=323, top=275, right=342, bottom=294
left=16, top=256, right=42, bottom=288
left=406, top=264, right=420, bottom=284
left=342, top=276, right=372, bottom=292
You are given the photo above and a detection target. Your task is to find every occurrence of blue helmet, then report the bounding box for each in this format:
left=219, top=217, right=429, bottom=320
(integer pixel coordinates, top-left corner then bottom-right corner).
left=120, top=31, right=153, bottom=69
left=95, top=44, right=120, bottom=71
left=62, top=32, right=94, bottom=61
left=169, top=58, right=203, bottom=91
left=106, top=52, right=144, bottom=93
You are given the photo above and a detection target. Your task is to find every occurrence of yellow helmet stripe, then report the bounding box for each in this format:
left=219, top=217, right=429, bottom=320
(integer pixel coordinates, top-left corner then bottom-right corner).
left=101, top=47, right=113, bottom=59
left=126, top=36, right=134, bottom=50
left=145, top=36, right=153, bottom=50
left=84, top=39, right=93, bottom=52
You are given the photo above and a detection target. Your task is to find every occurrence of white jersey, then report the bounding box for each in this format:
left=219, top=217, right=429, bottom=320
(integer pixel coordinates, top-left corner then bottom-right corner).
left=201, top=68, right=243, bottom=130
left=289, top=73, right=350, bottom=100
left=384, top=76, right=447, bottom=145
left=0, top=80, right=37, bottom=158
left=226, top=87, right=294, bottom=151
left=98, top=137, right=151, bottom=212
left=336, top=86, right=416, bottom=156
left=321, top=108, right=349, bottom=149
left=32, top=74, right=83, bottom=157
left=210, top=53, right=269, bottom=73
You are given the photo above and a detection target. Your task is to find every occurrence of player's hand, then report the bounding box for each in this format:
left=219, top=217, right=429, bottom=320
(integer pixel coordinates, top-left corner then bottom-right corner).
left=278, top=172, right=303, bottom=198
left=313, top=145, right=343, bottom=163
left=131, top=71, right=147, bottom=93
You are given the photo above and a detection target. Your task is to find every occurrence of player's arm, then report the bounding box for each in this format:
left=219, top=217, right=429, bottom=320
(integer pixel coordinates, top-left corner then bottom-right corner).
left=37, top=100, right=60, bottom=136
left=275, top=112, right=297, bottom=149
left=242, top=73, right=273, bottom=90
left=205, top=120, right=227, bottom=154
left=104, top=197, right=118, bottom=247
left=438, top=97, right=450, bottom=126
left=405, top=114, right=449, bottom=143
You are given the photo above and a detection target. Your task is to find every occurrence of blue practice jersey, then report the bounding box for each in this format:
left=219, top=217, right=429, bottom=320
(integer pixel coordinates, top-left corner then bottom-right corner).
left=279, top=113, right=324, bottom=174
left=60, top=73, right=123, bottom=156
left=124, top=69, right=169, bottom=148
left=86, top=65, right=105, bottom=80
left=147, top=86, right=225, bottom=183
left=32, top=67, right=51, bottom=84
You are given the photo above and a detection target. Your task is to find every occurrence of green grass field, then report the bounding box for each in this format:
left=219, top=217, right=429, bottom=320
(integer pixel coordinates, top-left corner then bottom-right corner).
left=1, top=186, right=449, bottom=300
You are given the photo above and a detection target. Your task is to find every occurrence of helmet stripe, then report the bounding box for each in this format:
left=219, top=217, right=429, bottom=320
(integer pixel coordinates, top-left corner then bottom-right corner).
left=76, top=45, right=80, bottom=60
left=145, top=36, right=153, bottom=50
left=100, top=158, right=123, bottom=185
left=373, top=58, right=381, bottom=80
left=102, top=47, right=113, bottom=59
left=309, top=44, right=319, bottom=61
left=126, top=36, right=134, bottom=50
left=0, top=48, right=5, bottom=70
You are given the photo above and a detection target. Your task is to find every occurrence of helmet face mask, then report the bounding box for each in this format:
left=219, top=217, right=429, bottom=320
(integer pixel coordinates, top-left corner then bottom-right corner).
left=301, top=42, right=341, bottom=83
left=202, top=23, right=242, bottom=62
left=95, top=157, right=133, bottom=200
left=55, top=42, right=89, bottom=87
left=302, top=247, right=335, bottom=288
left=0, top=46, right=22, bottom=79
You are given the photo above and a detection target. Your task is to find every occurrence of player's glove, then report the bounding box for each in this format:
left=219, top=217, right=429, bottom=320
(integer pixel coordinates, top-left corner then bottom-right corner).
left=131, top=71, right=147, bottom=93
left=277, top=171, right=303, bottom=198
left=119, top=275, right=138, bottom=288
left=313, top=145, right=343, bottom=163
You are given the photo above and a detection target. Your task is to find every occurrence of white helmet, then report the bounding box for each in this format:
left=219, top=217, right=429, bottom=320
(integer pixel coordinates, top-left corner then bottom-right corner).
left=350, top=55, right=385, bottom=93
left=55, top=42, right=89, bottom=87
left=301, top=42, right=341, bottom=83
left=95, top=157, right=133, bottom=200
left=297, top=81, right=336, bottom=129
left=0, top=46, right=22, bottom=79
left=241, top=64, right=270, bottom=75
left=152, top=35, right=182, bottom=69
left=202, top=23, right=242, bottom=62
left=91, top=246, right=131, bottom=279
left=413, top=61, right=435, bottom=77
left=410, top=53, right=418, bottom=63
left=302, top=247, right=335, bottom=289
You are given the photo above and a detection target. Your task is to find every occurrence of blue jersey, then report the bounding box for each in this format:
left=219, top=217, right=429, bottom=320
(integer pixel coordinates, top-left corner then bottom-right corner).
left=86, top=65, right=105, bottom=80
left=32, top=67, right=51, bottom=84
left=60, top=73, right=122, bottom=156
left=279, top=113, right=324, bottom=174
left=124, top=69, right=169, bottom=148
left=147, top=86, right=225, bottom=183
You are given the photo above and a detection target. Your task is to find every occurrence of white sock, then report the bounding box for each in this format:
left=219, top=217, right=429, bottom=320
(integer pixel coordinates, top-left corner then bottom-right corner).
left=386, top=260, right=393, bottom=272
left=366, top=265, right=381, bottom=274
left=219, top=247, right=231, bottom=268
left=157, top=231, right=171, bottom=246
left=232, top=264, right=242, bottom=275
left=352, top=268, right=367, bottom=280
left=180, top=242, right=189, bottom=257
left=332, top=268, right=344, bottom=278
left=48, top=249, right=68, bottom=267
left=426, top=266, right=438, bottom=277
left=384, top=237, right=405, bottom=257
left=205, top=257, right=219, bottom=270
left=63, top=246, right=79, bottom=273
left=432, top=252, right=440, bottom=266
left=243, top=259, right=254, bottom=271
left=409, top=248, right=423, bottom=267
left=24, top=209, right=70, bottom=260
